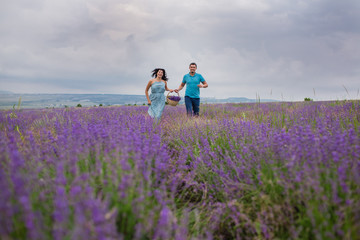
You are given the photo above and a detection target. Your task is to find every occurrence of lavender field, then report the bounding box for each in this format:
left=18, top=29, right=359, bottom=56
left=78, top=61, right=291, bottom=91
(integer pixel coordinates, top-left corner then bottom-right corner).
left=1, top=101, right=359, bottom=240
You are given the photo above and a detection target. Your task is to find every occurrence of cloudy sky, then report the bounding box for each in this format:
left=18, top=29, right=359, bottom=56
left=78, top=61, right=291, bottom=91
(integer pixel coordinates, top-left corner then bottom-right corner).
left=1, top=0, right=359, bottom=101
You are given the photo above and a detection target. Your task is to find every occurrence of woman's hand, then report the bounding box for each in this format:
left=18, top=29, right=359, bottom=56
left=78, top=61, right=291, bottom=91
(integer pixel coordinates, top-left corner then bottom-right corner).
left=197, top=84, right=203, bottom=88
left=148, top=101, right=151, bottom=105
left=169, top=89, right=174, bottom=93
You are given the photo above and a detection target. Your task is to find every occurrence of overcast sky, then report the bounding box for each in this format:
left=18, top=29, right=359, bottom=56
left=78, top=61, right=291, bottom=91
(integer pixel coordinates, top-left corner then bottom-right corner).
left=1, top=0, right=359, bottom=101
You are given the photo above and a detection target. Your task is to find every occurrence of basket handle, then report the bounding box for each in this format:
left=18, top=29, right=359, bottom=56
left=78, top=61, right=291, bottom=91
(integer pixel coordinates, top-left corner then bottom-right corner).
left=167, top=91, right=180, bottom=97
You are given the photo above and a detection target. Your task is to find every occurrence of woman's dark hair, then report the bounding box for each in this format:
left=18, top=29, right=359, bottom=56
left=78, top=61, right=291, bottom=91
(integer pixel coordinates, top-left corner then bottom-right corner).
left=151, top=68, right=168, bottom=81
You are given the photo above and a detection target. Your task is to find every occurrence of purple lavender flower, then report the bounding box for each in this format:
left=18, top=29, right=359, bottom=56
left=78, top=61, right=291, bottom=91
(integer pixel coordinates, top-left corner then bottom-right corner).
left=168, top=96, right=181, bottom=102
left=153, top=206, right=173, bottom=239
left=53, top=186, right=69, bottom=240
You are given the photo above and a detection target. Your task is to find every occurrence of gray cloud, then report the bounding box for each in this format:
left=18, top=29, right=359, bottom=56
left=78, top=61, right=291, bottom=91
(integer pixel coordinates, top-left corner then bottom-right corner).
left=0, top=0, right=359, bottom=100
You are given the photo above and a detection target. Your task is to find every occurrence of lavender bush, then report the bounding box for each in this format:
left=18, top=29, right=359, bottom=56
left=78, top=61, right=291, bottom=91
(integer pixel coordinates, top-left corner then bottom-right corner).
left=0, top=100, right=359, bottom=239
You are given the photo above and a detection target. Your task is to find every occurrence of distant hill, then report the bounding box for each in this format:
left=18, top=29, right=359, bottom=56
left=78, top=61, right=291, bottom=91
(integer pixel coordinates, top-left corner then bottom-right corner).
left=0, top=93, right=278, bottom=109
left=0, top=90, right=14, bottom=94
left=202, top=97, right=276, bottom=103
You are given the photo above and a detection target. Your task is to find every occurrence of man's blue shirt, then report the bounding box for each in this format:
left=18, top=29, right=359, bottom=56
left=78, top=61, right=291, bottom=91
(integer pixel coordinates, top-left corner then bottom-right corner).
left=182, top=73, right=205, bottom=98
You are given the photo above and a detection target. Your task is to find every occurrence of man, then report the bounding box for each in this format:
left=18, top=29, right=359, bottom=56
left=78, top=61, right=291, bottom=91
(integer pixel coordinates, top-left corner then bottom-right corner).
left=175, top=62, right=208, bottom=116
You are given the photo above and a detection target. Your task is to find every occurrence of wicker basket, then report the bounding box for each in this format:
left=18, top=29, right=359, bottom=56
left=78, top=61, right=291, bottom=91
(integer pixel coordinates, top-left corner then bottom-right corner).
left=166, top=92, right=181, bottom=106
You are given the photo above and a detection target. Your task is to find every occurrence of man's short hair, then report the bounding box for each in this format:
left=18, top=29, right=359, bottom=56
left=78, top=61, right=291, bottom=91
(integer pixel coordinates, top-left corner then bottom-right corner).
left=189, top=62, right=197, bottom=67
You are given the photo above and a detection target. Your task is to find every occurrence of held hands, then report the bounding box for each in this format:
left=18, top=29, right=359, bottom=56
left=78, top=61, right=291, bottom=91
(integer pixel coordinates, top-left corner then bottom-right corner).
left=174, top=89, right=179, bottom=93
left=197, top=84, right=203, bottom=88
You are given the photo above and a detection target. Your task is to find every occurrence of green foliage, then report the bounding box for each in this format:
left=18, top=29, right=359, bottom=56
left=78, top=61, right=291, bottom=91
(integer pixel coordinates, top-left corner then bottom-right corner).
left=12, top=96, right=22, bottom=110
left=304, top=97, right=313, bottom=101
left=76, top=103, right=82, bottom=107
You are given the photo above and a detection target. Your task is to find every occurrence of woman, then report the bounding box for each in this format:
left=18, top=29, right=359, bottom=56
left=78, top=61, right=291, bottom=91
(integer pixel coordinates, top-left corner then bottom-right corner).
left=145, top=68, right=173, bottom=120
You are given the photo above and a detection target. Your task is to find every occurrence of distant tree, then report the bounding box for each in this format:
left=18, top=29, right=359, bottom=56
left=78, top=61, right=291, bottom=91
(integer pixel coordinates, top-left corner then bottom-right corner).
left=99, top=103, right=103, bottom=107
left=76, top=103, right=82, bottom=107
left=304, top=97, right=313, bottom=102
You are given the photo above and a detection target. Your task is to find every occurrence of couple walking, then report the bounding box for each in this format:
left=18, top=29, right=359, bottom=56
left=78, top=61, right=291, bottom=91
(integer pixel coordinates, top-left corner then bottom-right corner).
left=145, top=62, right=208, bottom=120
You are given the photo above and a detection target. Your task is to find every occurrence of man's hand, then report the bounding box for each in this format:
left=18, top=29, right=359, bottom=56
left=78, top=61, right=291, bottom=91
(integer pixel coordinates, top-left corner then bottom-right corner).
left=174, top=89, right=179, bottom=93
left=198, top=81, right=208, bottom=88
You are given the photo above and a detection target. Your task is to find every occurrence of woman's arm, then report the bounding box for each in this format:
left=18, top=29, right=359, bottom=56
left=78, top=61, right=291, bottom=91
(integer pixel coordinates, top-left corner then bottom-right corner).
left=164, top=81, right=173, bottom=92
left=145, top=80, right=153, bottom=105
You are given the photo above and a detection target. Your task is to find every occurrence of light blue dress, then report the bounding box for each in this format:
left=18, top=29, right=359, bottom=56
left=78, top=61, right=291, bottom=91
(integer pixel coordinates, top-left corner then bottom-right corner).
left=148, top=81, right=165, bottom=120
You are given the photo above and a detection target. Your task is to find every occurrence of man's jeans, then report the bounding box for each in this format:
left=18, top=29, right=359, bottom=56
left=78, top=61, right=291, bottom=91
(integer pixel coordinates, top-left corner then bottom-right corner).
left=185, top=96, right=200, bottom=116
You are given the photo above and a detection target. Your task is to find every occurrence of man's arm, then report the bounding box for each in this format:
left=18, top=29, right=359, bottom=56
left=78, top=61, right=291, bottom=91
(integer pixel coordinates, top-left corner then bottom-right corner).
left=198, top=81, right=208, bottom=88
left=175, top=82, right=186, bottom=93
